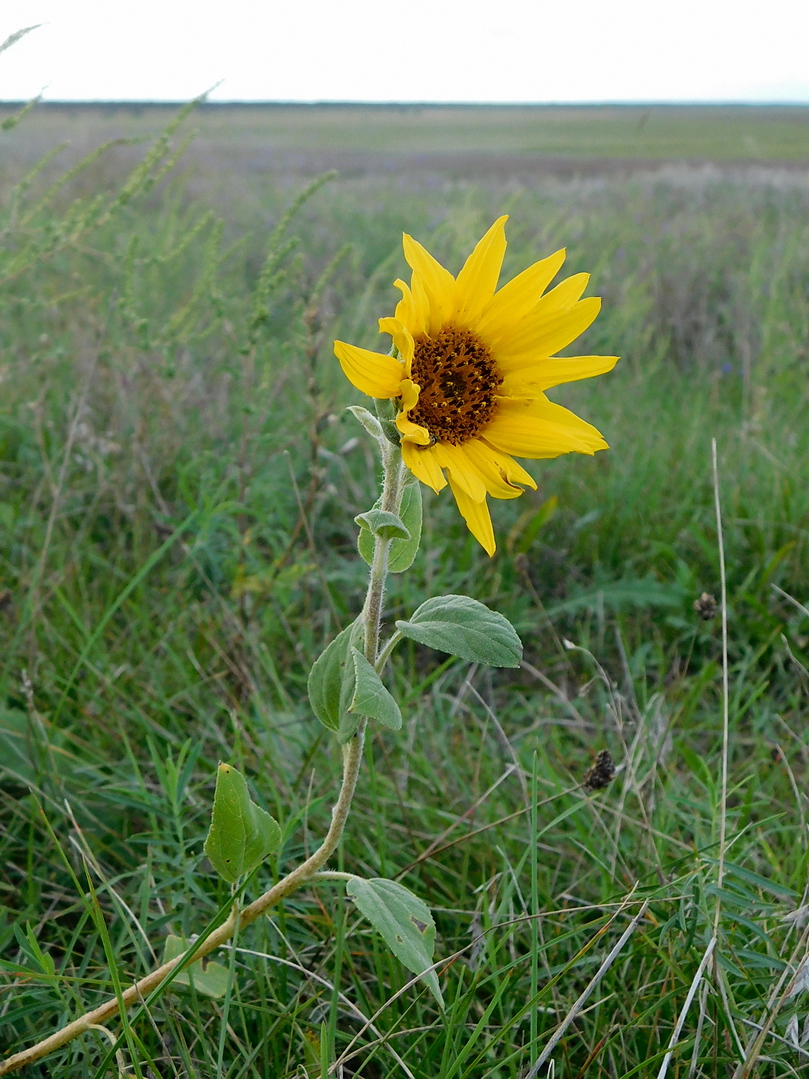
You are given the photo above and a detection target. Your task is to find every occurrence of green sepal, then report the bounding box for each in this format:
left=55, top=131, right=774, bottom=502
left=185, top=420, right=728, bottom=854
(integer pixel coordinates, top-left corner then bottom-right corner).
left=203, top=763, right=281, bottom=883
left=355, top=509, right=410, bottom=541
left=307, top=617, right=363, bottom=733
left=396, top=594, right=522, bottom=668
left=338, top=647, right=402, bottom=742
left=346, top=877, right=442, bottom=1005
left=162, top=935, right=230, bottom=998
left=358, top=482, right=422, bottom=573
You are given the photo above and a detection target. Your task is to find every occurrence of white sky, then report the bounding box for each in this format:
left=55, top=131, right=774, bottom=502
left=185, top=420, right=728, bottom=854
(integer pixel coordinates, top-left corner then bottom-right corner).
left=1, top=0, right=808, bottom=104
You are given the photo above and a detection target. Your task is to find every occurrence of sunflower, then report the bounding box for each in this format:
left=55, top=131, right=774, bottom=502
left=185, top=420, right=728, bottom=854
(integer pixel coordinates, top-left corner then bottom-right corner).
left=334, top=216, right=618, bottom=556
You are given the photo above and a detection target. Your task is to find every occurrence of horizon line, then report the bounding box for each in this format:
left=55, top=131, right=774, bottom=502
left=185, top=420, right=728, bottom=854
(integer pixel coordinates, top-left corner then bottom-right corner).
left=2, top=98, right=809, bottom=109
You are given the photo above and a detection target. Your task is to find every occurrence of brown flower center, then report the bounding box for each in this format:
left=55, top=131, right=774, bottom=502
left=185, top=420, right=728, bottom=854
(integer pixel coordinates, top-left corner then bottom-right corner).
left=408, top=328, right=501, bottom=446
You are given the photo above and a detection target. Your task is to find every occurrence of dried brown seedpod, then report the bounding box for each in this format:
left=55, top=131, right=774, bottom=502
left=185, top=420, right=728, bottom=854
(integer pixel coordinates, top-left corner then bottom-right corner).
left=582, top=749, right=617, bottom=792
left=694, top=592, right=718, bottom=620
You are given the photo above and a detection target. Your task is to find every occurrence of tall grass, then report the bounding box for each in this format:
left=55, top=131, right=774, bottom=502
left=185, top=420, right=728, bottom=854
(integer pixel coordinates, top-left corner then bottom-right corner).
left=1, top=107, right=809, bottom=1077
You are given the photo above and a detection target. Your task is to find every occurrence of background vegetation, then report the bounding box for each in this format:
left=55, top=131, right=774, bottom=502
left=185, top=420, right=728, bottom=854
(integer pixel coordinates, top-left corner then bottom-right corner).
left=1, top=102, right=809, bottom=1077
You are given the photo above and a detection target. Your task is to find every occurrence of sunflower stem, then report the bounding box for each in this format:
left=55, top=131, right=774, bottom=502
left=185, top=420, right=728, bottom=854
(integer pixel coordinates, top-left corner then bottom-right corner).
left=362, top=435, right=405, bottom=665
left=0, top=435, right=406, bottom=1076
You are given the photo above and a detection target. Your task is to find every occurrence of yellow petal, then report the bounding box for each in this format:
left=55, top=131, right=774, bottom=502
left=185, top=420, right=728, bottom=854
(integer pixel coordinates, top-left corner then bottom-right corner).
left=396, top=380, right=431, bottom=443
left=334, top=340, right=404, bottom=399
left=403, top=232, right=456, bottom=334
left=410, top=270, right=437, bottom=337
left=398, top=421, right=431, bottom=445
left=495, top=297, right=602, bottom=368
left=449, top=478, right=496, bottom=556
left=454, top=216, right=508, bottom=325
left=535, top=272, right=590, bottom=314
left=396, top=379, right=432, bottom=445
left=513, top=395, right=608, bottom=448
left=501, top=355, right=619, bottom=394
left=399, top=377, right=420, bottom=411
left=486, top=272, right=592, bottom=355
left=402, top=440, right=447, bottom=492
left=378, top=317, right=415, bottom=366
left=394, top=278, right=427, bottom=338
left=476, top=248, right=566, bottom=340
left=431, top=442, right=487, bottom=501
left=485, top=396, right=608, bottom=458
left=463, top=438, right=537, bottom=499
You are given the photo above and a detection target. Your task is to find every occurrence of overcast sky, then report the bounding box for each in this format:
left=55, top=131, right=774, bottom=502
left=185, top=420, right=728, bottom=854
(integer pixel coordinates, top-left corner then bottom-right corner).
left=1, top=0, right=808, bottom=104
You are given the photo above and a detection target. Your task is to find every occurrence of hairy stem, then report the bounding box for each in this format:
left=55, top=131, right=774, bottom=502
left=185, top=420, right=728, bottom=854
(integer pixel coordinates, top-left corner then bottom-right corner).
left=1, top=439, right=406, bottom=1076
left=0, top=734, right=365, bottom=1076
left=362, top=438, right=405, bottom=664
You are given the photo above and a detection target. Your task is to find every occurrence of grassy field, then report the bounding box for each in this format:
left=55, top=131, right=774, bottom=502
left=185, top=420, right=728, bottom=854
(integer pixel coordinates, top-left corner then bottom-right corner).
left=3, top=102, right=809, bottom=178
left=1, top=103, right=809, bottom=1078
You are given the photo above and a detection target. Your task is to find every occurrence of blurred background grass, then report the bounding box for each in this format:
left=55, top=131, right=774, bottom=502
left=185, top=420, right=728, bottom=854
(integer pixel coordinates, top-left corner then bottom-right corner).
left=1, top=102, right=809, bottom=1078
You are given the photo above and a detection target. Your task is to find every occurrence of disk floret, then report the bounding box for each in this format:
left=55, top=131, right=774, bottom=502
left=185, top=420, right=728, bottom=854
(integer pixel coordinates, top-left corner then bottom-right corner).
left=409, top=327, right=502, bottom=445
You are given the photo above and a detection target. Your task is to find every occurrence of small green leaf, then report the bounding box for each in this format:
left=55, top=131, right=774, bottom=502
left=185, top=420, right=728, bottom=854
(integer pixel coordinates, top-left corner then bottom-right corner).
left=389, top=483, right=422, bottom=572
left=355, top=509, right=410, bottom=541
left=307, top=618, right=362, bottom=732
left=346, top=877, right=442, bottom=1005
left=396, top=594, right=522, bottom=667
left=338, top=648, right=402, bottom=742
left=204, top=763, right=281, bottom=883
left=358, top=482, right=422, bottom=572
left=162, top=935, right=230, bottom=998
left=309, top=620, right=398, bottom=741
left=346, top=404, right=383, bottom=441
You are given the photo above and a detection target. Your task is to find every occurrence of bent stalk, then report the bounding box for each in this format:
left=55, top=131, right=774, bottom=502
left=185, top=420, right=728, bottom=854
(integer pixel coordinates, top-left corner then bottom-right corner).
left=0, top=444, right=405, bottom=1076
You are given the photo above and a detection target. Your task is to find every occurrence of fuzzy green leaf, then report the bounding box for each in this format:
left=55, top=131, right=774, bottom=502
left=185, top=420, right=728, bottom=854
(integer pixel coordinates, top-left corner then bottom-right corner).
left=354, top=509, right=410, bottom=541
left=358, top=482, right=422, bottom=572
left=307, top=618, right=362, bottom=732
left=346, top=877, right=442, bottom=1004
left=338, top=647, right=402, bottom=742
left=204, top=764, right=281, bottom=883
left=346, top=404, right=383, bottom=441
left=162, top=935, right=230, bottom=998
left=396, top=594, right=522, bottom=667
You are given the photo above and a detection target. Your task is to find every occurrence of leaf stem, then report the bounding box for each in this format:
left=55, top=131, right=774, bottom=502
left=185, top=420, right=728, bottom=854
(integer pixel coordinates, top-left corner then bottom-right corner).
left=375, top=629, right=403, bottom=672
left=0, top=436, right=406, bottom=1076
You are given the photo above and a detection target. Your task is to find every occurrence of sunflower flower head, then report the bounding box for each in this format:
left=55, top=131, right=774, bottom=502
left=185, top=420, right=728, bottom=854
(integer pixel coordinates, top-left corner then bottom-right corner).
left=335, top=216, right=618, bottom=556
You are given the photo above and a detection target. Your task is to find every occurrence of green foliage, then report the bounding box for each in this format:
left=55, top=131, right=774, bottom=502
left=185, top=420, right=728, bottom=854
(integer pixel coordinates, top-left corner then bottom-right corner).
left=346, top=403, right=384, bottom=440
left=342, top=647, right=401, bottom=737
left=307, top=618, right=363, bottom=733
left=354, top=508, right=410, bottom=541
left=345, top=876, right=442, bottom=1005
left=161, top=935, right=230, bottom=998
left=204, top=764, right=281, bottom=883
left=396, top=594, right=523, bottom=667
left=307, top=623, right=401, bottom=740
left=358, top=480, right=423, bottom=571
left=0, top=26, right=40, bottom=58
